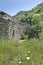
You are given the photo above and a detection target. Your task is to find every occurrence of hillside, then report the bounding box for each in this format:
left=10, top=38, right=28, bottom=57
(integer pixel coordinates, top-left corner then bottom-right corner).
left=14, top=2, right=43, bottom=22
left=0, top=2, right=43, bottom=39
left=13, top=2, right=43, bottom=40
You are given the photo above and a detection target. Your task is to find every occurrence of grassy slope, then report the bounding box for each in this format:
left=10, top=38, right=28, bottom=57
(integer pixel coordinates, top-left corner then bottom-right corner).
left=0, top=39, right=43, bottom=65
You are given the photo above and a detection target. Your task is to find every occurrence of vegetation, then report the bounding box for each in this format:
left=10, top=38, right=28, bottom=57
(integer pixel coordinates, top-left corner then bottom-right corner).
left=20, top=13, right=43, bottom=39
left=0, top=2, right=43, bottom=40
left=0, top=39, right=43, bottom=65
left=14, top=2, right=43, bottom=22
left=0, top=2, right=43, bottom=65
left=14, top=2, right=43, bottom=39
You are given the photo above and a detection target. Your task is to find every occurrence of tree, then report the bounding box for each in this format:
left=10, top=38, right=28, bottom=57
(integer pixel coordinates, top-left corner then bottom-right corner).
left=20, top=13, right=42, bottom=39
left=24, top=14, right=41, bottom=39
left=31, top=14, right=41, bottom=39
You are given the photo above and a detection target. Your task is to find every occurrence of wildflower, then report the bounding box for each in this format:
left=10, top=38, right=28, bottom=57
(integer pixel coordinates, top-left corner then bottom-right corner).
left=19, top=61, right=22, bottom=64
left=26, top=57, right=30, bottom=60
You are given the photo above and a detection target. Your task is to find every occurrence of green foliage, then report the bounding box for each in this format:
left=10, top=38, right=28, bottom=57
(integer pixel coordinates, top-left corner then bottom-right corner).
left=21, top=13, right=42, bottom=39
left=32, top=14, right=41, bottom=24
left=21, top=29, right=27, bottom=39
left=14, top=3, right=43, bottom=39
left=14, top=2, right=43, bottom=22
left=31, top=14, right=42, bottom=38
left=0, top=39, right=43, bottom=65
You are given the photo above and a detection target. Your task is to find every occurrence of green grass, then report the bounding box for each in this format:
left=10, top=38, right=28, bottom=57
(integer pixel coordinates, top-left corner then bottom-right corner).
left=0, top=39, right=43, bottom=65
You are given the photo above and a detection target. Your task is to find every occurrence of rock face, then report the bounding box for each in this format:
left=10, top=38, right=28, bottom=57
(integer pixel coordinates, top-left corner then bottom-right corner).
left=0, top=11, right=25, bottom=39
left=0, top=12, right=14, bottom=39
